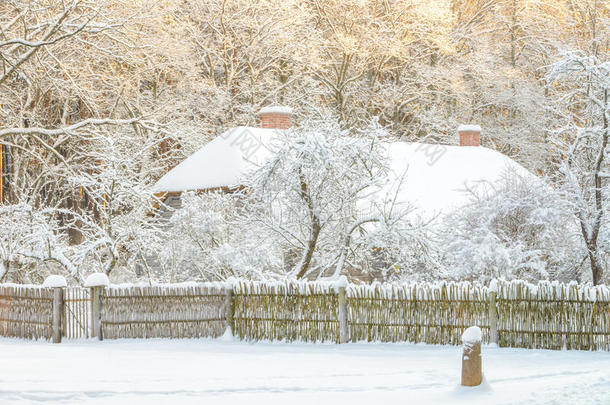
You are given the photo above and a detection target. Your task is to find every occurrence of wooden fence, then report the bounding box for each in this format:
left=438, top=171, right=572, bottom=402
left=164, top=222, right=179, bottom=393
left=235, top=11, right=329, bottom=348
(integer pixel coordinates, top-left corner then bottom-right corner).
left=232, top=280, right=340, bottom=342
left=100, top=284, right=227, bottom=339
left=0, top=285, right=53, bottom=340
left=496, top=280, right=610, bottom=350
left=1, top=279, right=609, bottom=351
left=346, top=282, right=490, bottom=345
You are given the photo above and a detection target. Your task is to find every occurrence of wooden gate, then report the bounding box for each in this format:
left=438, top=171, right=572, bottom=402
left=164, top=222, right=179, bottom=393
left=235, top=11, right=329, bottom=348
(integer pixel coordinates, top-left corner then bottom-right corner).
left=63, top=287, right=90, bottom=339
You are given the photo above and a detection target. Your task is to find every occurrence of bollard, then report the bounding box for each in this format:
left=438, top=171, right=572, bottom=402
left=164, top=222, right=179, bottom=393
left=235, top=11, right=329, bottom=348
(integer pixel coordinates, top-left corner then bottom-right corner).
left=461, top=326, right=482, bottom=386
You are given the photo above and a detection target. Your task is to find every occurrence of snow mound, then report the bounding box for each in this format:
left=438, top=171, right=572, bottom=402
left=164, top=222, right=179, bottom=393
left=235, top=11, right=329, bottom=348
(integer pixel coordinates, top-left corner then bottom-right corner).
left=84, top=273, right=110, bottom=287
left=220, top=327, right=234, bottom=342
left=462, top=326, right=482, bottom=344
left=42, top=275, right=67, bottom=288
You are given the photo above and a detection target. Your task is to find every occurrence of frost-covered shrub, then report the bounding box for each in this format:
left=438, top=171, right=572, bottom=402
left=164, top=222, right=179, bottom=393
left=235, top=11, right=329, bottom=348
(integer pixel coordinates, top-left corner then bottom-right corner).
left=142, top=192, right=284, bottom=282
left=439, top=173, right=584, bottom=283
left=0, top=203, right=75, bottom=283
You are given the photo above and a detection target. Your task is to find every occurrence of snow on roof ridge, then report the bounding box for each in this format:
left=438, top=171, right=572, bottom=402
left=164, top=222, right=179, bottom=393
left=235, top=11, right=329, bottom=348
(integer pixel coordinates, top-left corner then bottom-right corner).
left=259, top=106, right=292, bottom=115
left=458, top=124, right=481, bottom=132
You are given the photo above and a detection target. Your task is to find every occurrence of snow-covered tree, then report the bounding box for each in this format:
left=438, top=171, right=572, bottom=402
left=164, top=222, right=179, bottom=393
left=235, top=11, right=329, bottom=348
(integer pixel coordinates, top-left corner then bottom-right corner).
left=239, top=116, right=434, bottom=280
left=0, top=203, right=78, bottom=283
left=546, top=50, right=609, bottom=285
left=440, top=173, right=584, bottom=283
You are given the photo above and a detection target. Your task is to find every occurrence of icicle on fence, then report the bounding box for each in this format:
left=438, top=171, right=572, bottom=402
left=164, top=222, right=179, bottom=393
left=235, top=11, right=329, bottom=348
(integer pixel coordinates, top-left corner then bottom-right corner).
left=100, top=284, right=228, bottom=339
left=496, top=280, right=610, bottom=350
left=347, top=282, right=490, bottom=344
left=232, top=280, right=340, bottom=342
left=0, top=285, right=53, bottom=340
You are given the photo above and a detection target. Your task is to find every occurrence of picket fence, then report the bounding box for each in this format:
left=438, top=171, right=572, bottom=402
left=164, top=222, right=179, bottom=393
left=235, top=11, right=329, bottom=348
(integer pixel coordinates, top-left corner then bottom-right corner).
left=0, top=279, right=609, bottom=350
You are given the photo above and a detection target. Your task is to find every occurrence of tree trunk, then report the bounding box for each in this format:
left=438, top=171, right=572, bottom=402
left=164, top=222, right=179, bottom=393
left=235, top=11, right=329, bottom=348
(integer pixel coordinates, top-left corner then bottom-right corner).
left=295, top=168, right=320, bottom=279
left=589, top=249, right=603, bottom=286
left=295, top=220, right=320, bottom=279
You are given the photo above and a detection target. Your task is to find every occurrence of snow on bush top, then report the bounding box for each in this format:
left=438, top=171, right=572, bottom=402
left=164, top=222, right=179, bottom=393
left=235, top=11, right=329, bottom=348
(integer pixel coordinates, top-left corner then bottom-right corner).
left=259, top=106, right=293, bottom=115
left=84, top=273, right=110, bottom=287
left=462, top=326, right=482, bottom=344
left=42, top=275, right=67, bottom=288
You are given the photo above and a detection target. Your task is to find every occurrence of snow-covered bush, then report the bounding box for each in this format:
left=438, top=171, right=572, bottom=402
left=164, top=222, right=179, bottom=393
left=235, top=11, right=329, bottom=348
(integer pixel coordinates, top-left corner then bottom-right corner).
left=141, top=191, right=284, bottom=282
left=0, top=203, right=76, bottom=283
left=439, top=173, right=584, bottom=283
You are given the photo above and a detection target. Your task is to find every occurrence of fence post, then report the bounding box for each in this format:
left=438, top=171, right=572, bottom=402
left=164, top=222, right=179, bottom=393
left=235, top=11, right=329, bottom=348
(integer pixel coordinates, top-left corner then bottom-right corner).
left=338, top=285, right=348, bottom=344
left=43, top=275, right=67, bottom=344
left=52, top=287, right=64, bottom=344
left=225, top=287, right=235, bottom=336
left=84, top=273, right=110, bottom=341
left=488, top=280, right=498, bottom=346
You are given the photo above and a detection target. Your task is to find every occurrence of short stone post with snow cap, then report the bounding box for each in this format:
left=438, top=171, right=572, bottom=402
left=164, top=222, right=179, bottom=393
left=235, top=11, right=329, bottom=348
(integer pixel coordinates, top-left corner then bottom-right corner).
left=43, top=275, right=67, bottom=343
left=461, top=326, right=482, bottom=387
left=85, top=273, right=109, bottom=340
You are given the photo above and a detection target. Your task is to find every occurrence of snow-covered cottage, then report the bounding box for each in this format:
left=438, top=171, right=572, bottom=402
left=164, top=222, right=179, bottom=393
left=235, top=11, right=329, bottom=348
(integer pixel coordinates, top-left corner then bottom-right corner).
left=153, top=106, right=532, bottom=221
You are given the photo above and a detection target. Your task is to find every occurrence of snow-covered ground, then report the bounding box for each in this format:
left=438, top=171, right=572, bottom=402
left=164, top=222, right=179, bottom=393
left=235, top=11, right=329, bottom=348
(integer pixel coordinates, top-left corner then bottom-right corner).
left=1, top=338, right=608, bottom=404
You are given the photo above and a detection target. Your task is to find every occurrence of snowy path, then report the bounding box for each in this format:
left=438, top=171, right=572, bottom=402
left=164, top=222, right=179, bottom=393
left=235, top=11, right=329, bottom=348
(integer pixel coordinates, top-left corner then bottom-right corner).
left=0, top=338, right=608, bottom=404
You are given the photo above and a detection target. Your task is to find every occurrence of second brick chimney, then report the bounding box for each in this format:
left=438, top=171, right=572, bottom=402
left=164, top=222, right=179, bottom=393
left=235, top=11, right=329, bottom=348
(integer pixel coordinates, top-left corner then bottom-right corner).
left=259, top=106, right=292, bottom=129
left=458, top=125, right=481, bottom=147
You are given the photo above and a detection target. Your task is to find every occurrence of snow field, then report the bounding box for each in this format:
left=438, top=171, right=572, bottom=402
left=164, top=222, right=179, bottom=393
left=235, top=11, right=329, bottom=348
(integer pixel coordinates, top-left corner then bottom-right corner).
left=0, top=338, right=608, bottom=404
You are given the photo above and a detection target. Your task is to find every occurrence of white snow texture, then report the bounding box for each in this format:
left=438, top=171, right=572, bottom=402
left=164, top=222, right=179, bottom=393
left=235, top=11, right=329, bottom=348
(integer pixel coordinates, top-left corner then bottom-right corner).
left=42, top=275, right=67, bottom=288
left=84, top=272, right=110, bottom=287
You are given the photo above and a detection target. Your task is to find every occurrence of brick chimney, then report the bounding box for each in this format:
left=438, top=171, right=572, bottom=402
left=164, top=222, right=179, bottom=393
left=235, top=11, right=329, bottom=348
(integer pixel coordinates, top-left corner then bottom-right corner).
left=458, top=125, right=481, bottom=147
left=259, top=106, right=292, bottom=129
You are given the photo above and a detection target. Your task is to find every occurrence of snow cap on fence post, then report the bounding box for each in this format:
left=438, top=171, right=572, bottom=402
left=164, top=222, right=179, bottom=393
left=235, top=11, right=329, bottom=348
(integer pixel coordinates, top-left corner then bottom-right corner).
left=43, top=275, right=67, bottom=288
left=461, top=326, right=482, bottom=386
left=84, top=273, right=109, bottom=288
